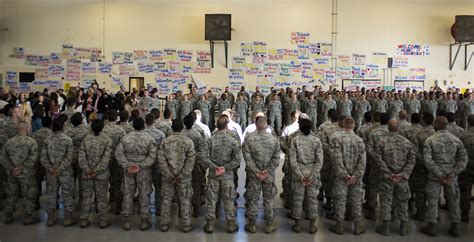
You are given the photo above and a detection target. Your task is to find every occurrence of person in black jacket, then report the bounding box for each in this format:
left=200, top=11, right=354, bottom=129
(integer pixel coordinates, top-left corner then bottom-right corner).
left=32, top=94, right=48, bottom=132
left=92, top=89, right=108, bottom=120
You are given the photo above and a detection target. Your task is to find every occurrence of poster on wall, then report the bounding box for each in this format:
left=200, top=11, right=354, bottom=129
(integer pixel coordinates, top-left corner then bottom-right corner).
left=149, top=50, right=164, bottom=61
left=163, top=48, right=178, bottom=61
left=352, top=54, right=366, bottom=66
left=366, top=64, right=381, bottom=78
left=337, top=55, right=351, bottom=68
left=123, top=52, right=133, bottom=63
left=66, top=59, right=81, bottom=81
left=138, top=62, right=155, bottom=73
left=394, top=68, right=410, bottom=80
left=337, top=67, right=352, bottom=79
left=10, top=47, right=25, bottom=58
left=90, top=48, right=102, bottom=62
left=372, top=52, right=387, bottom=66
left=111, top=76, right=123, bottom=86
left=392, top=56, right=409, bottom=68
left=25, top=55, right=39, bottom=66
left=301, top=62, right=314, bottom=79
left=178, top=50, right=193, bottom=62
left=98, top=62, right=113, bottom=74
left=268, top=49, right=283, bottom=61
left=281, top=49, right=299, bottom=61
left=279, top=63, right=291, bottom=77
left=81, top=76, right=95, bottom=89
left=50, top=53, right=63, bottom=64
left=309, top=42, right=332, bottom=58
left=324, top=70, right=336, bottom=84
left=48, top=64, right=65, bottom=77
left=81, top=62, right=97, bottom=74
left=6, top=71, right=17, bottom=89
left=74, top=47, right=91, bottom=59
left=112, top=51, right=124, bottom=64
left=62, top=43, right=74, bottom=59
left=297, top=44, right=310, bottom=59
left=232, top=56, right=247, bottom=69
left=396, top=44, right=430, bottom=56
left=240, top=42, right=254, bottom=57
left=314, top=57, right=330, bottom=69
left=351, top=66, right=366, bottom=79
left=228, top=68, right=245, bottom=80
left=409, top=68, right=426, bottom=80
left=35, top=68, right=48, bottom=80
left=37, top=55, right=51, bottom=66
left=290, top=32, right=310, bottom=45
left=119, top=64, right=136, bottom=76
left=133, top=50, right=149, bottom=61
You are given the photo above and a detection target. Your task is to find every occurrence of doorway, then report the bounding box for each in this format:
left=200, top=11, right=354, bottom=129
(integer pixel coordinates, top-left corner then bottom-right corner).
left=129, top=77, right=144, bottom=92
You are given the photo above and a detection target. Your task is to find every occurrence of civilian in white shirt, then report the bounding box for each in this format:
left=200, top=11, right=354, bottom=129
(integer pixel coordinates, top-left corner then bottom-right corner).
left=222, top=110, right=244, bottom=144
left=282, top=110, right=302, bottom=137
left=243, top=112, right=273, bottom=139
left=194, top=110, right=211, bottom=138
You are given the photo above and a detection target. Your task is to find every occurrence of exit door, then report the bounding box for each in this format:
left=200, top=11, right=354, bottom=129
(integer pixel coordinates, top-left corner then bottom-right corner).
left=129, top=77, right=144, bottom=92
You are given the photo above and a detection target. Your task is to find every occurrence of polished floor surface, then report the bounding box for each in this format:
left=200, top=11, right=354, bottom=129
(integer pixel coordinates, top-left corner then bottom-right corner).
left=1, top=156, right=473, bottom=242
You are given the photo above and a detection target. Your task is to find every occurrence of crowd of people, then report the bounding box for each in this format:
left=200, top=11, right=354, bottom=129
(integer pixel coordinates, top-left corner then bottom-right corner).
left=0, top=82, right=473, bottom=238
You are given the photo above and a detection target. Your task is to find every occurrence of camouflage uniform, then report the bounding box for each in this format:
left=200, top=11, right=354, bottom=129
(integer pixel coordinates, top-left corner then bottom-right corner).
left=422, top=99, right=438, bottom=118
left=284, top=100, right=300, bottom=126
left=179, top=100, right=194, bottom=120
left=243, top=131, right=280, bottom=220
left=459, top=127, right=474, bottom=219
left=319, top=123, right=342, bottom=203
left=329, top=130, right=366, bottom=221
left=196, top=100, right=211, bottom=126
left=41, top=132, right=75, bottom=213
left=2, top=134, right=38, bottom=216
left=65, top=124, right=89, bottom=204
left=424, top=130, right=467, bottom=224
left=102, top=123, right=126, bottom=211
left=445, top=100, right=458, bottom=114
left=31, top=127, right=53, bottom=206
left=78, top=133, right=112, bottom=221
left=156, top=120, right=173, bottom=137
left=321, top=99, right=337, bottom=123
left=250, top=100, right=265, bottom=121
left=447, top=123, right=464, bottom=139
left=389, top=100, right=404, bottom=119
left=355, top=100, right=371, bottom=129
left=374, top=133, right=415, bottom=222
left=202, top=131, right=242, bottom=221
left=305, top=99, right=318, bottom=132
left=267, top=100, right=282, bottom=133
left=158, top=132, right=195, bottom=227
left=217, top=99, right=231, bottom=114
left=119, top=122, right=134, bottom=134
left=0, top=133, right=7, bottom=207
left=234, top=99, right=248, bottom=129
left=144, top=127, right=165, bottom=213
left=115, top=130, right=157, bottom=220
left=338, top=100, right=353, bottom=118
left=365, top=125, right=389, bottom=211
left=4, top=117, right=18, bottom=139
left=374, top=99, right=388, bottom=113
left=289, top=132, right=323, bottom=220
left=182, top=128, right=206, bottom=211
left=165, top=99, right=179, bottom=120
left=405, top=99, right=421, bottom=118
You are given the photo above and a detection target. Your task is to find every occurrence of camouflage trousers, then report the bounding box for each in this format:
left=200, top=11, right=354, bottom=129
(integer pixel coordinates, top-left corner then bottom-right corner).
left=308, top=113, right=317, bottom=133
left=268, top=115, right=282, bottom=133
left=80, top=178, right=109, bottom=221
left=425, top=179, right=461, bottom=223
left=409, top=164, right=428, bottom=213
left=246, top=176, right=277, bottom=220
left=160, top=179, right=193, bottom=226
left=109, top=159, right=123, bottom=208
left=121, top=171, right=152, bottom=219
left=236, top=114, right=247, bottom=130
left=205, top=178, right=236, bottom=220
left=201, top=114, right=210, bottom=127
left=378, top=178, right=411, bottom=222
left=4, top=175, right=37, bottom=215
left=151, top=163, right=162, bottom=210
left=459, top=174, right=474, bottom=215
left=192, top=163, right=206, bottom=208
left=320, top=157, right=334, bottom=200
left=72, top=158, right=83, bottom=203
left=45, top=171, right=75, bottom=213
left=35, top=163, right=45, bottom=206
left=364, top=159, right=381, bottom=209
left=332, top=178, right=363, bottom=221
left=281, top=157, right=293, bottom=207
left=291, top=178, right=320, bottom=220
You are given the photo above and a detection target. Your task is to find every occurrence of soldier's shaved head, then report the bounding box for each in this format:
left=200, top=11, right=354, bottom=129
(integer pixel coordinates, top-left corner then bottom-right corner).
left=343, top=117, right=355, bottom=131
left=16, top=121, right=28, bottom=135
left=387, top=119, right=400, bottom=133
left=256, top=117, right=268, bottom=131
left=216, top=115, right=229, bottom=130
left=399, top=110, right=408, bottom=120
left=434, top=116, right=448, bottom=131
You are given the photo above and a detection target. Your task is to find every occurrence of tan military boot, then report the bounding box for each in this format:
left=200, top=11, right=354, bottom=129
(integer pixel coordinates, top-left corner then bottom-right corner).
left=98, top=219, right=110, bottom=229
left=80, top=218, right=90, bottom=228
left=140, top=218, right=151, bottom=231
left=245, top=219, right=257, bottom=233
left=399, top=221, right=407, bottom=235
left=420, top=222, right=437, bottom=237
left=63, top=211, right=76, bottom=227
left=47, top=211, right=56, bottom=227
left=265, top=219, right=277, bottom=234
left=291, top=220, right=302, bottom=233
left=449, top=222, right=460, bottom=237
left=203, top=219, right=214, bottom=233
left=182, top=224, right=193, bottom=233
left=376, top=220, right=390, bottom=236
left=308, top=220, right=318, bottom=234
left=122, top=216, right=131, bottom=231
left=329, top=220, right=344, bottom=234
left=227, top=220, right=238, bottom=233
left=353, top=220, right=366, bottom=235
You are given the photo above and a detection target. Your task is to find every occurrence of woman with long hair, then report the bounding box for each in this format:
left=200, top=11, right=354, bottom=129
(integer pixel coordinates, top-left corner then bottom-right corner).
left=18, top=92, right=33, bottom=133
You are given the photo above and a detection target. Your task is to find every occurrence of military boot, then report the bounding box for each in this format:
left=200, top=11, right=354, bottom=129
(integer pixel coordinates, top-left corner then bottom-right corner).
left=24, top=214, right=40, bottom=225
left=308, top=220, right=318, bottom=234
left=203, top=219, right=214, bottom=233
left=291, top=220, right=302, bottom=233
left=160, top=224, right=169, bottom=232
left=245, top=219, right=256, bottom=233
left=47, top=211, right=56, bottom=227
left=399, top=221, right=407, bottom=236
left=140, top=218, right=151, bottom=231
left=353, top=220, right=366, bottom=235
left=449, top=222, right=460, bottom=237
left=329, top=220, right=344, bottom=234
left=420, top=222, right=437, bottom=237
left=182, top=224, right=193, bottom=233
left=63, top=212, right=76, bottom=227
left=98, top=219, right=110, bottom=229
left=4, top=212, right=13, bottom=224
left=122, top=216, right=131, bottom=231
left=227, top=220, right=238, bottom=233
left=80, top=218, right=90, bottom=228
left=412, top=208, right=425, bottom=221
left=265, top=219, right=277, bottom=234
left=376, top=220, right=390, bottom=236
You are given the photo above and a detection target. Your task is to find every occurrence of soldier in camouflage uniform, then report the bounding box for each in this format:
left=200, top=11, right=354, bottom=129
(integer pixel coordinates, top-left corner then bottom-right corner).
left=144, top=113, right=166, bottom=216
left=364, top=112, right=390, bottom=220
left=373, top=93, right=388, bottom=113
left=179, top=94, right=194, bottom=120
left=374, top=120, right=416, bottom=236
left=158, top=118, right=195, bottom=233
left=102, top=110, right=127, bottom=214
left=405, top=93, right=421, bottom=120
left=328, top=118, right=366, bottom=235
left=354, top=94, right=371, bottom=130
left=250, top=95, right=265, bottom=122
left=165, top=94, right=179, bottom=120
left=195, top=94, right=211, bottom=127
left=2, top=121, right=39, bottom=225
left=115, top=118, right=157, bottom=231
left=61, top=97, right=78, bottom=127
left=31, top=116, right=53, bottom=209
left=305, top=93, right=318, bottom=133
left=4, top=106, right=20, bottom=139
left=357, top=112, right=373, bottom=143
left=444, top=92, right=458, bottom=114
left=459, top=114, right=474, bottom=222
left=64, top=112, right=89, bottom=208
left=217, top=94, right=231, bottom=114
left=284, top=93, right=300, bottom=126
left=243, top=118, right=280, bottom=234
left=321, top=94, right=337, bottom=123
left=446, top=112, right=464, bottom=138
left=338, top=93, right=353, bottom=118
left=421, top=116, right=467, bottom=238
left=202, top=115, right=242, bottom=234
left=0, top=127, right=7, bottom=210
left=267, top=94, right=282, bottom=135
left=118, top=110, right=134, bottom=134
left=156, top=109, right=173, bottom=137
left=78, top=120, right=112, bottom=228
left=410, top=112, right=435, bottom=221
left=388, top=94, right=404, bottom=119
left=41, top=119, right=75, bottom=227
left=182, top=115, right=206, bottom=218
left=235, top=94, right=249, bottom=130
left=289, top=118, right=323, bottom=234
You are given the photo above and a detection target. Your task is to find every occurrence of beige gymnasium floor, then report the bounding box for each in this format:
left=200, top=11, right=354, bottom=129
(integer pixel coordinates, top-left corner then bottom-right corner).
left=1, top=155, right=473, bottom=242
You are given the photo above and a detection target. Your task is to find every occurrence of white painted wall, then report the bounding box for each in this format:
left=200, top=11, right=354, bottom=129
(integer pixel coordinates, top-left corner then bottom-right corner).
left=0, top=0, right=473, bottom=92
